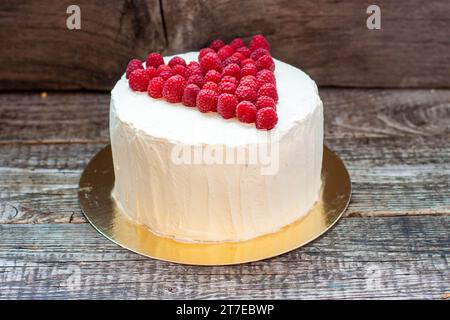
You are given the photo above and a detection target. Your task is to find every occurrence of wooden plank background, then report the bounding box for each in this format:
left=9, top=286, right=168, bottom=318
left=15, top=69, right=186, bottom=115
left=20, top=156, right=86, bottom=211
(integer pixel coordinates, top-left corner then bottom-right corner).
left=0, top=0, right=449, bottom=90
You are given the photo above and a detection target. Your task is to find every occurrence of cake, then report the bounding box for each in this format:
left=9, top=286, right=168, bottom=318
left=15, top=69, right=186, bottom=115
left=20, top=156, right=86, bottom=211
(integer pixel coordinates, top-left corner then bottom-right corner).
left=110, top=36, right=323, bottom=242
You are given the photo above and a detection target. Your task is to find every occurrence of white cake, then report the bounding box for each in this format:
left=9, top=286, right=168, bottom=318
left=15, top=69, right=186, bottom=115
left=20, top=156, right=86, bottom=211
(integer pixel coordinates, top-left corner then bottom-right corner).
left=110, top=51, right=323, bottom=242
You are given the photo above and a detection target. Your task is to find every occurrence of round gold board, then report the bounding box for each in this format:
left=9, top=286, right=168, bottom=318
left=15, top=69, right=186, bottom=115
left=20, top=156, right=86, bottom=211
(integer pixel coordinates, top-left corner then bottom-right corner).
left=78, top=145, right=351, bottom=265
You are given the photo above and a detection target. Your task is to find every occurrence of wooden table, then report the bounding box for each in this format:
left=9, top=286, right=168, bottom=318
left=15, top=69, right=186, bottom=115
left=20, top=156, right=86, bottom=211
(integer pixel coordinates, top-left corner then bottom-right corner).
left=1, top=89, right=448, bottom=299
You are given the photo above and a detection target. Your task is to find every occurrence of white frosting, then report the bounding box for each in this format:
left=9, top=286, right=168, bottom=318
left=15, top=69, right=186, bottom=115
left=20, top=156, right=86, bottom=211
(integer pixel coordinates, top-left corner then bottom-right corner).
left=110, top=52, right=323, bottom=242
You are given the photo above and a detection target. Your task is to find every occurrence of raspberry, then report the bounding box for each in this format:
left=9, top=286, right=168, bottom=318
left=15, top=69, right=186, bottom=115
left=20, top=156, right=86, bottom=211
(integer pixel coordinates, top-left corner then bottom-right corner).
left=256, top=55, right=275, bottom=72
left=157, top=64, right=173, bottom=80
left=217, top=45, right=235, bottom=61
left=222, top=63, right=241, bottom=79
left=241, top=58, right=255, bottom=66
left=187, top=74, right=204, bottom=88
left=220, top=75, right=238, bottom=86
left=235, top=85, right=257, bottom=103
left=236, top=46, right=251, bottom=58
left=250, top=48, right=270, bottom=61
left=249, top=34, right=270, bottom=52
left=256, top=96, right=276, bottom=110
left=182, top=84, right=200, bottom=107
left=204, top=70, right=222, bottom=83
left=129, top=69, right=149, bottom=92
left=198, top=48, right=215, bottom=61
left=202, top=81, right=219, bottom=92
left=196, top=89, right=218, bottom=113
left=217, top=93, right=238, bottom=119
left=209, top=39, right=225, bottom=52
left=241, top=63, right=257, bottom=77
left=256, top=107, right=278, bottom=130
left=126, top=59, right=143, bottom=79
left=146, top=53, right=164, bottom=68
left=171, top=64, right=188, bottom=78
left=168, top=56, right=186, bottom=68
left=147, top=76, right=165, bottom=98
left=187, top=61, right=203, bottom=76
left=239, top=75, right=259, bottom=91
left=222, top=56, right=241, bottom=67
left=230, top=38, right=245, bottom=49
left=144, top=66, right=158, bottom=80
left=236, top=101, right=257, bottom=123
left=200, top=52, right=222, bottom=73
left=218, top=81, right=237, bottom=94
left=162, top=75, right=187, bottom=103
left=232, top=52, right=246, bottom=62
left=258, top=83, right=278, bottom=102
left=256, top=69, right=276, bottom=87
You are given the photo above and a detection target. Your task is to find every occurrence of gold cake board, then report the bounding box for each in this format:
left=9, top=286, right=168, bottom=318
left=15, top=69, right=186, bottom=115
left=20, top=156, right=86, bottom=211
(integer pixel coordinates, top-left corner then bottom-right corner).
left=78, top=145, right=351, bottom=265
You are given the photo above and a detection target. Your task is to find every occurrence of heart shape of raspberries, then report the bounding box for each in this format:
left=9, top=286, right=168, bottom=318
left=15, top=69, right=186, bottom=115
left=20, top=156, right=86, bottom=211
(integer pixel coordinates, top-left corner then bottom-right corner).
left=127, top=35, right=278, bottom=130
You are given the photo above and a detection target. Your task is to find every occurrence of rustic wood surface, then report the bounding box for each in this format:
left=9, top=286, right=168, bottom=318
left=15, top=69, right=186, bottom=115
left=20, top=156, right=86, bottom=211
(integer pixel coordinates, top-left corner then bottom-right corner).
left=0, top=89, right=449, bottom=299
left=1, top=0, right=449, bottom=90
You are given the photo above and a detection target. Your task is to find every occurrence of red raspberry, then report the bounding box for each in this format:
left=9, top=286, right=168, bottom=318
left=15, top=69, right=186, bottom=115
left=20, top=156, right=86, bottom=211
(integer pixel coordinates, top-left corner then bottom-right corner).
left=258, top=83, right=278, bottom=102
left=147, top=76, right=165, bottom=98
left=232, top=52, right=246, bottom=62
left=235, top=85, right=257, bottom=103
left=222, top=63, right=241, bottom=79
left=157, top=64, right=173, bottom=80
left=256, top=55, right=275, bottom=72
left=222, top=55, right=241, bottom=67
left=218, top=81, right=237, bottom=94
left=250, top=48, right=270, bottom=61
left=217, top=93, right=238, bottom=119
left=146, top=52, right=164, bottom=68
left=256, top=107, right=278, bottom=130
left=162, top=75, right=187, bottom=103
left=202, top=81, right=219, bottom=92
left=182, top=84, right=200, bottom=107
left=256, top=69, right=276, bottom=87
left=187, top=61, right=203, bottom=76
left=196, top=89, right=218, bottom=113
left=200, top=52, right=222, bottom=73
left=168, top=56, right=186, bottom=68
left=204, top=70, right=222, bottom=83
left=217, top=45, right=235, bottom=61
left=249, top=34, right=270, bottom=52
left=129, top=69, right=149, bottom=92
left=239, top=75, right=259, bottom=91
left=236, top=101, right=257, bottom=123
left=198, top=48, right=215, bottom=61
left=220, top=75, right=238, bottom=85
left=241, top=63, right=257, bottom=77
left=256, top=96, right=276, bottom=110
left=236, top=46, right=251, bottom=58
left=241, top=58, right=255, bottom=66
left=144, top=66, right=158, bottom=80
left=187, top=74, right=204, bottom=88
left=230, top=38, right=245, bottom=49
left=126, top=59, right=143, bottom=79
left=209, top=39, right=225, bottom=52
left=171, top=64, right=188, bottom=78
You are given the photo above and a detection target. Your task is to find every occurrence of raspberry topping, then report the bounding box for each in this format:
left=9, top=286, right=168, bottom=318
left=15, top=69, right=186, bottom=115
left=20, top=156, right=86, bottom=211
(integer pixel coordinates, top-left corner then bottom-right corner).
left=144, top=66, right=158, bottom=80
left=209, top=39, right=225, bottom=52
left=182, top=84, right=201, bottom=107
left=256, top=55, right=275, bottom=72
left=157, top=64, right=173, bottom=80
left=239, top=75, right=259, bottom=91
left=258, top=83, right=278, bottom=102
left=235, top=85, right=257, bottom=103
left=126, top=59, right=143, bottom=79
left=204, top=70, right=222, bottom=83
left=250, top=48, right=270, bottom=61
left=217, top=45, right=235, bottom=61
left=256, top=69, right=276, bottom=87
left=147, top=76, right=165, bottom=98
left=200, top=52, right=223, bottom=73
left=198, top=48, right=215, bottom=61
left=168, top=56, right=187, bottom=68
left=236, top=101, right=257, bottom=123
left=129, top=69, right=149, bottom=92
left=171, top=64, right=188, bottom=78
left=217, top=93, right=238, bottom=119
left=256, top=96, right=276, bottom=110
left=256, top=107, right=278, bottom=130
left=222, top=63, right=241, bottom=79
left=146, top=53, right=164, bottom=68
left=241, top=63, right=258, bottom=77
left=249, top=34, right=270, bottom=52
left=162, top=75, right=187, bottom=103
left=196, top=89, right=218, bottom=113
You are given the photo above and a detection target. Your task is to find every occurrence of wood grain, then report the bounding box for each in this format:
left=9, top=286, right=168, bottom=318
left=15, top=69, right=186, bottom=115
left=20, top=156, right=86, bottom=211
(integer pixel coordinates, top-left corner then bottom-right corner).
left=0, top=1, right=449, bottom=89
left=0, top=217, right=448, bottom=299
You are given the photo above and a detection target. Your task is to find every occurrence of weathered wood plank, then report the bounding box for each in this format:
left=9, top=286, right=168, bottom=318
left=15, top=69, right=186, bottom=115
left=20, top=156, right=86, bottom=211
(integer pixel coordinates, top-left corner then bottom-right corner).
left=1, top=89, right=449, bottom=143
left=0, top=217, right=448, bottom=299
left=0, top=1, right=449, bottom=89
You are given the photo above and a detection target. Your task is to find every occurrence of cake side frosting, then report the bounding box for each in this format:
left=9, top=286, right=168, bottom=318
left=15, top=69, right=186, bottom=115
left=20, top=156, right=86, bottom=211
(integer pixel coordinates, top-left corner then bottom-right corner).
left=110, top=52, right=323, bottom=242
